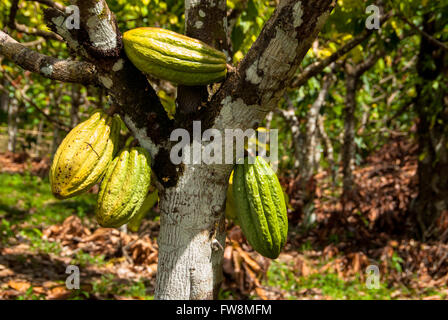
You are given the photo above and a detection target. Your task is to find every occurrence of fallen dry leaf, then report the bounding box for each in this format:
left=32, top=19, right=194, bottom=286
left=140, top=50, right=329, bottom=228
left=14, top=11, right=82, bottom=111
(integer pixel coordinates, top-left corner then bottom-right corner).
left=32, top=286, right=46, bottom=295
left=8, top=280, right=31, bottom=293
left=47, top=286, right=72, bottom=300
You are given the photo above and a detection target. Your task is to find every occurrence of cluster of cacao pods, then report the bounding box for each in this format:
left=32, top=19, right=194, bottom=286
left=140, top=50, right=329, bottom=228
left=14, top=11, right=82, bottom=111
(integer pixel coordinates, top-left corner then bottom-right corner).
left=229, top=156, right=288, bottom=259
left=50, top=110, right=157, bottom=229
left=123, top=27, right=227, bottom=86
left=51, top=26, right=287, bottom=258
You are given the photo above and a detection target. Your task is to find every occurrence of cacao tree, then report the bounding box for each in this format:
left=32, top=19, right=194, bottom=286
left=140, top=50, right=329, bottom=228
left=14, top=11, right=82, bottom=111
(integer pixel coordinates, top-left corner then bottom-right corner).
left=0, top=0, right=336, bottom=299
left=409, top=10, right=448, bottom=240
left=341, top=48, right=384, bottom=203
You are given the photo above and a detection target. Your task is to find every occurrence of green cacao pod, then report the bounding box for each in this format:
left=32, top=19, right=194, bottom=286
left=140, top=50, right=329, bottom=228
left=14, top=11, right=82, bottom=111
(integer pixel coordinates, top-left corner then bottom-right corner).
left=49, top=110, right=121, bottom=199
left=96, top=147, right=152, bottom=228
left=233, top=156, right=288, bottom=259
left=127, top=189, right=158, bottom=233
left=123, top=27, right=227, bottom=86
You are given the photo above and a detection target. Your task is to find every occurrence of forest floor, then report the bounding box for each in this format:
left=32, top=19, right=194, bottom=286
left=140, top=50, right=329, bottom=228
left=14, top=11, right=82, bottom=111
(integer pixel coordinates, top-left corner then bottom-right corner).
left=0, top=138, right=447, bottom=300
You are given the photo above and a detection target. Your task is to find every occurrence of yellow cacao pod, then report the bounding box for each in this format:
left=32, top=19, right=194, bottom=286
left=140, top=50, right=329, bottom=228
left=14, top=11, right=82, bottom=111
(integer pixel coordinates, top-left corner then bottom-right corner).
left=49, top=110, right=121, bottom=199
left=96, top=147, right=152, bottom=228
left=123, top=27, right=227, bottom=85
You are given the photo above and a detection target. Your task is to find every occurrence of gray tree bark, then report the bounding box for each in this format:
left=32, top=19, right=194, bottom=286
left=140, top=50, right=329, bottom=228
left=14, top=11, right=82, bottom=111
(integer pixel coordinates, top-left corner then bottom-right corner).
left=317, top=114, right=335, bottom=184
left=278, top=94, right=304, bottom=170
left=7, top=98, right=19, bottom=152
left=303, top=74, right=332, bottom=185
left=279, top=75, right=332, bottom=227
left=300, top=75, right=332, bottom=226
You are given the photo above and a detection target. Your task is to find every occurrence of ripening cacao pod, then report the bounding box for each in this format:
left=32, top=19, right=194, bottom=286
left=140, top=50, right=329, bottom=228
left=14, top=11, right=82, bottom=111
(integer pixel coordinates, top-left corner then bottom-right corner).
left=96, top=147, right=152, bottom=228
left=127, top=189, right=158, bottom=233
left=233, top=156, right=288, bottom=259
left=49, top=110, right=121, bottom=199
left=123, top=27, right=227, bottom=85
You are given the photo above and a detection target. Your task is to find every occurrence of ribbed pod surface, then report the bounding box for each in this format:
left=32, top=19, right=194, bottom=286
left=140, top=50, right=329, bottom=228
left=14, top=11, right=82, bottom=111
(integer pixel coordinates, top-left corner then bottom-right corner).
left=127, top=190, right=158, bottom=232
left=123, top=27, right=227, bottom=85
left=233, top=157, right=288, bottom=259
left=96, top=147, right=152, bottom=228
left=49, top=111, right=121, bottom=199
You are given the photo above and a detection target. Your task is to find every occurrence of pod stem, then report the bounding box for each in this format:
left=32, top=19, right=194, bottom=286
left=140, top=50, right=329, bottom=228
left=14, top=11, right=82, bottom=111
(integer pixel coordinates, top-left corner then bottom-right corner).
left=130, top=138, right=139, bottom=148
left=106, top=104, right=119, bottom=116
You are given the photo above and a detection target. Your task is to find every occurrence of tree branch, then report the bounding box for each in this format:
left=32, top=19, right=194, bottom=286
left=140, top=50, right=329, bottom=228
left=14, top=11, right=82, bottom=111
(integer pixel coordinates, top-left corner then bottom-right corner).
left=26, top=0, right=66, bottom=11
left=8, top=0, right=20, bottom=28
left=277, top=96, right=300, bottom=124
left=349, top=48, right=385, bottom=77
left=11, top=22, right=63, bottom=41
left=310, top=72, right=333, bottom=109
left=227, top=0, right=249, bottom=55
left=20, top=38, right=46, bottom=47
left=62, top=0, right=174, bottom=185
left=45, top=0, right=122, bottom=61
left=0, top=30, right=98, bottom=84
left=184, top=0, right=228, bottom=52
left=289, top=11, right=392, bottom=88
left=176, top=0, right=228, bottom=116
left=44, top=7, right=89, bottom=58
left=8, top=0, right=63, bottom=41
left=398, top=13, right=448, bottom=52
left=1, top=71, right=69, bottom=131
left=77, top=0, right=122, bottom=60
left=208, top=0, right=335, bottom=133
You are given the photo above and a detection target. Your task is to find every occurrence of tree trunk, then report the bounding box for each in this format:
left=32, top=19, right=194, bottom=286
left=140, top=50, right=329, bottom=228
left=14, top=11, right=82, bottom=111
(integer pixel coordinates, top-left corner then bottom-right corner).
left=300, top=75, right=332, bottom=225
left=152, top=0, right=230, bottom=299
left=411, top=15, right=448, bottom=239
left=342, top=71, right=357, bottom=200
left=317, top=114, right=336, bottom=185
left=0, top=78, right=8, bottom=113
left=280, top=95, right=304, bottom=171
left=34, top=119, right=44, bottom=157
left=7, top=98, right=19, bottom=152
left=1, top=0, right=334, bottom=300
left=155, top=164, right=229, bottom=299
left=70, top=84, right=81, bottom=128
left=302, top=75, right=332, bottom=185
left=342, top=51, right=383, bottom=202
left=51, top=125, right=60, bottom=158
left=357, top=102, right=370, bottom=135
